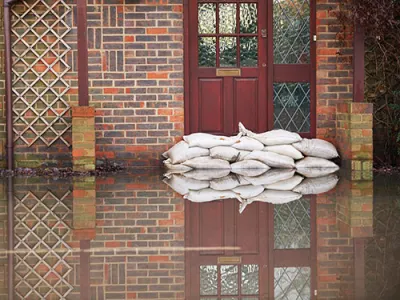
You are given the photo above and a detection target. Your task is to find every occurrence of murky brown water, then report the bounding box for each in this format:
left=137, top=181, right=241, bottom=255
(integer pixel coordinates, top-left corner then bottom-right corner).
left=1, top=169, right=399, bottom=299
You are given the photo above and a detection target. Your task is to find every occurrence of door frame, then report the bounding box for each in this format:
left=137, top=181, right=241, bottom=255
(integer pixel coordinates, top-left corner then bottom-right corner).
left=183, top=0, right=317, bottom=137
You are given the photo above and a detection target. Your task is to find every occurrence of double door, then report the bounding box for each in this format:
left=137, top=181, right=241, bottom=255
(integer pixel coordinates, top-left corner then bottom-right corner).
left=187, top=0, right=315, bottom=136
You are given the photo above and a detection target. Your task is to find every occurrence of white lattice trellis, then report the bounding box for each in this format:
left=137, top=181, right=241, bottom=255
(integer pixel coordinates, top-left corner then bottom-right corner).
left=11, top=0, right=72, bottom=147
left=14, top=190, right=73, bottom=299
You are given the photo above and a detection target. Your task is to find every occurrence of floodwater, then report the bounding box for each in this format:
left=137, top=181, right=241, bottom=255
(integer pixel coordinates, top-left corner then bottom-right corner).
left=1, top=169, right=399, bottom=300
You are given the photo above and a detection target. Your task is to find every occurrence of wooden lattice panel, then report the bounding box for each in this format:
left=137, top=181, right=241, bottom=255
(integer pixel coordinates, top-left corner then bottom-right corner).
left=11, top=0, right=72, bottom=147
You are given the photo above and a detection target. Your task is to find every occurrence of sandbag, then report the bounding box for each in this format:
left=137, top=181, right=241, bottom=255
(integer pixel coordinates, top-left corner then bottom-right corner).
left=293, top=139, right=339, bottom=159
left=244, top=169, right=295, bottom=186
left=210, top=174, right=240, bottom=191
left=239, top=122, right=302, bottom=146
left=184, top=188, right=242, bottom=203
left=244, top=151, right=295, bottom=169
left=210, top=146, right=240, bottom=162
left=248, top=190, right=302, bottom=204
left=183, top=157, right=231, bottom=169
left=183, top=169, right=231, bottom=181
left=183, top=132, right=242, bottom=148
left=237, top=150, right=252, bottom=161
left=293, top=174, right=339, bottom=195
left=296, top=157, right=339, bottom=169
left=265, top=175, right=304, bottom=191
left=166, top=141, right=210, bottom=164
left=232, top=137, right=264, bottom=151
left=231, top=160, right=271, bottom=175
left=263, top=145, right=304, bottom=160
left=163, top=159, right=193, bottom=172
left=233, top=185, right=265, bottom=199
left=232, top=168, right=268, bottom=177
left=296, top=167, right=339, bottom=178
left=163, top=175, right=209, bottom=195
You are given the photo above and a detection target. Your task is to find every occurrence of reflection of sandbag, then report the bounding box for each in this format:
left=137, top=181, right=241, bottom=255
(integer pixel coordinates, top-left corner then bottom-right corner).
left=231, top=160, right=271, bottom=176
left=293, top=139, right=339, bottom=159
left=245, top=169, right=295, bottom=186
left=163, top=175, right=209, bottom=195
left=239, top=122, right=302, bottom=145
left=233, top=185, right=264, bottom=198
left=248, top=190, right=302, bottom=204
left=245, top=151, right=295, bottom=169
left=232, top=167, right=268, bottom=177
left=163, top=159, right=193, bottom=172
left=210, top=146, right=240, bottom=162
left=183, top=132, right=242, bottom=148
left=184, top=169, right=231, bottom=181
left=165, top=141, right=210, bottom=164
left=184, top=188, right=242, bottom=202
left=210, top=174, right=240, bottom=191
left=296, top=157, right=339, bottom=169
left=232, top=137, right=264, bottom=151
left=265, top=175, right=304, bottom=191
left=263, top=145, right=304, bottom=160
left=183, top=157, right=231, bottom=169
left=293, top=174, right=339, bottom=195
left=296, top=167, right=339, bottom=178
left=237, top=150, right=251, bottom=161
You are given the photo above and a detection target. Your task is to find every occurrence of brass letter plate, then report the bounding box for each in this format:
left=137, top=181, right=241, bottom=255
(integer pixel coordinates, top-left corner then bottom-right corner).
left=218, top=256, right=242, bottom=264
left=216, top=68, right=241, bottom=77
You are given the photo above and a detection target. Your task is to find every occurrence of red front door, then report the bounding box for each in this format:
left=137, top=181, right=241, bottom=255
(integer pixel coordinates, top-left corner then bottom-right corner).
left=186, top=0, right=316, bottom=137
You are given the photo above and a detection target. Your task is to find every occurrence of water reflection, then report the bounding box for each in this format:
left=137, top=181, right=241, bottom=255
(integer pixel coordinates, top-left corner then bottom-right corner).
left=0, top=171, right=399, bottom=299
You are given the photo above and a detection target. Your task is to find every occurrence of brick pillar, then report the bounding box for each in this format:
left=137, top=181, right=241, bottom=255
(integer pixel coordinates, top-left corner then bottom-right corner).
left=72, top=107, right=96, bottom=172
left=336, top=102, right=373, bottom=174
left=72, top=177, right=96, bottom=241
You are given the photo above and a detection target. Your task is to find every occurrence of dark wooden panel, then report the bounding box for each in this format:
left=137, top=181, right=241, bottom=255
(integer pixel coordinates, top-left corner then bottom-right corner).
left=233, top=78, right=258, bottom=133
left=273, top=64, right=311, bottom=82
left=273, top=249, right=311, bottom=267
left=234, top=201, right=260, bottom=255
left=199, top=201, right=224, bottom=255
left=199, top=78, right=224, bottom=133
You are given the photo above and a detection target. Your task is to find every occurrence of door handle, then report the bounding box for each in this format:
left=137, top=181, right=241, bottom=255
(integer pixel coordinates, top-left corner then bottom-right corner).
left=261, top=29, right=267, bottom=38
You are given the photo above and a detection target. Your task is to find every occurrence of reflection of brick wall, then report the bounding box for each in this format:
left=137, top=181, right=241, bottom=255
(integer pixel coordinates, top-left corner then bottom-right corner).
left=0, top=181, right=7, bottom=298
left=0, top=5, right=6, bottom=166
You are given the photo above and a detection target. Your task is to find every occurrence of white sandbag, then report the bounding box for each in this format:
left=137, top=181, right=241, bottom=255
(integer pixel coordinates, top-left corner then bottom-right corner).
left=265, top=175, right=304, bottom=191
left=248, top=190, right=302, bottom=204
left=166, top=141, right=210, bottom=164
left=210, top=146, right=240, bottom=162
left=183, top=169, right=231, bottom=181
left=232, top=137, right=264, bottom=151
left=237, top=150, right=251, bottom=161
left=244, top=169, right=295, bottom=186
left=163, top=159, right=193, bottom=172
left=162, top=151, right=169, bottom=159
left=293, top=139, right=339, bottom=159
left=233, top=185, right=264, bottom=198
left=163, top=175, right=209, bottom=195
left=183, top=157, right=231, bottom=169
left=184, top=188, right=242, bottom=203
left=296, top=167, right=339, bottom=178
left=231, top=160, right=271, bottom=175
left=183, top=132, right=242, bottom=148
left=244, top=151, right=295, bottom=169
left=263, top=145, right=304, bottom=160
left=210, top=174, right=240, bottom=191
left=293, top=174, right=339, bottom=195
left=296, top=157, right=339, bottom=169
left=232, top=168, right=268, bottom=177
left=239, top=122, right=302, bottom=146
left=236, top=175, right=251, bottom=186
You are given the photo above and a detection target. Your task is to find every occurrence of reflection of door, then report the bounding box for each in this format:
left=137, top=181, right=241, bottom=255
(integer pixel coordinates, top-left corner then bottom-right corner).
left=185, top=198, right=316, bottom=299
left=186, top=0, right=316, bottom=136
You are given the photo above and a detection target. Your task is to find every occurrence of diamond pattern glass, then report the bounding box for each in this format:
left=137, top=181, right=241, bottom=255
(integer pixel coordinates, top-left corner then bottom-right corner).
left=274, top=267, right=311, bottom=300
left=14, top=190, right=73, bottom=299
left=198, top=3, right=216, bottom=34
left=274, top=198, right=311, bottom=249
left=221, top=265, right=239, bottom=295
left=273, top=0, right=310, bottom=64
left=11, top=0, right=72, bottom=147
left=242, top=264, right=259, bottom=295
left=200, top=265, right=218, bottom=295
left=199, top=37, right=217, bottom=67
left=273, top=83, right=311, bottom=133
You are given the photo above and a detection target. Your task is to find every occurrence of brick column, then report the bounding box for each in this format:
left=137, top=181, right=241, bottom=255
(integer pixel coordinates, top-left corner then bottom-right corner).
left=72, top=107, right=96, bottom=172
left=336, top=102, right=373, bottom=174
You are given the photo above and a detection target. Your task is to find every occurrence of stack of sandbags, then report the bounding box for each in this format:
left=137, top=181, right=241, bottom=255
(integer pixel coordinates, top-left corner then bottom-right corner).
left=163, top=122, right=340, bottom=178
left=163, top=170, right=339, bottom=214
